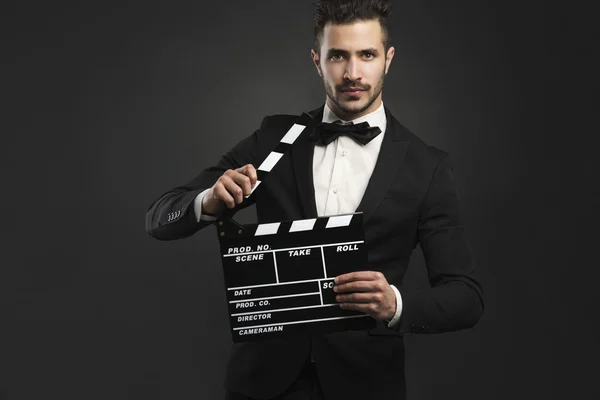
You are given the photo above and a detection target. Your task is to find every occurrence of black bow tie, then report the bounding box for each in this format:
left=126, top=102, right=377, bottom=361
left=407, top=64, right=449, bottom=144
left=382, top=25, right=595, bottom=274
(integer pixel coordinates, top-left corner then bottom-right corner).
left=309, top=120, right=382, bottom=146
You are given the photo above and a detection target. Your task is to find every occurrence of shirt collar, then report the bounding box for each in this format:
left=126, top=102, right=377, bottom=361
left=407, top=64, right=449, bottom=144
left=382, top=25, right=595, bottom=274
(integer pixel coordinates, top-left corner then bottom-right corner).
left=322, top=101, right=386, bottom=133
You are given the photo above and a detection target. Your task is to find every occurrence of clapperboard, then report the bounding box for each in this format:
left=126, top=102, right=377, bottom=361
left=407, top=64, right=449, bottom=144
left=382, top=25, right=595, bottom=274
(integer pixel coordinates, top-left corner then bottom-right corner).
left=216, top=113, right=375, bottom=343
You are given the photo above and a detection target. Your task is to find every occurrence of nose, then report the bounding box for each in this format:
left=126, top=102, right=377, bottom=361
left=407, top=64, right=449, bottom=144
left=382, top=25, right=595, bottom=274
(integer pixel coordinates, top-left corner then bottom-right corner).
left=343, top=58, right=361, bottom=82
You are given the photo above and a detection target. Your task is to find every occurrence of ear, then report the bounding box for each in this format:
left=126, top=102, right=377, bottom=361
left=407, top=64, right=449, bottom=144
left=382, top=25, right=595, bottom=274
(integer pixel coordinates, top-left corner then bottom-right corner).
left=384, top=46, right=395, bottom=75
left=311, top=49, right=323, bottom=77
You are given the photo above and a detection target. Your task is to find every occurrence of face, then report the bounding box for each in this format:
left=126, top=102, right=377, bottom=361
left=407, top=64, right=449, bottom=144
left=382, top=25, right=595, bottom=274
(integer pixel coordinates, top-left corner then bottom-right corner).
left=311, top=19, right=395, bottom=120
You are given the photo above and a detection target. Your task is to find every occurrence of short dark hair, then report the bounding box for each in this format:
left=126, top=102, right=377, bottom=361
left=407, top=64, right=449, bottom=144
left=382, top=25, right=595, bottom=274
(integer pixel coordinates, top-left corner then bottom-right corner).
left=313, top=0, right=392, bottom=54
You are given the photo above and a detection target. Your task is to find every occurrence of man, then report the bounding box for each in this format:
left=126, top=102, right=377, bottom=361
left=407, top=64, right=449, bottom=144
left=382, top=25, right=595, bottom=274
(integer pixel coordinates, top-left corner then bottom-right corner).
left=145, top=0, right=484, bottom=399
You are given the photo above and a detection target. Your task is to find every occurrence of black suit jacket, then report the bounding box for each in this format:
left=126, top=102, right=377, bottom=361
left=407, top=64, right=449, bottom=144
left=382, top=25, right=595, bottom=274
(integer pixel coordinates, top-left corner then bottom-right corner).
left=145, top=106, right=484, bottom=399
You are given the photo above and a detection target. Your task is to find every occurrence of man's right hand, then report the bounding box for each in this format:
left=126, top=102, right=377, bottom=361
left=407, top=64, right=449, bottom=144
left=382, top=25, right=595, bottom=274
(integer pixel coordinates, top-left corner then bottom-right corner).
left=201, top=164, right=257, bottom=216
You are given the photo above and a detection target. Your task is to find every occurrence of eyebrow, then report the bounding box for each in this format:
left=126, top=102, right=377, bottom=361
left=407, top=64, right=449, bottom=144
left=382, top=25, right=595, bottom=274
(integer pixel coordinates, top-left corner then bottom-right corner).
left=326, top=47, right=380, bottom=58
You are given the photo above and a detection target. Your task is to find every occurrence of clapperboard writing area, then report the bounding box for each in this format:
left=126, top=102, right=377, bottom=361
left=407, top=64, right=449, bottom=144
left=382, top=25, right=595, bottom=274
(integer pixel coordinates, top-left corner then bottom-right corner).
left=215, top=113, right=375, bottom=343
left=218, top=213, right=375, bottom=342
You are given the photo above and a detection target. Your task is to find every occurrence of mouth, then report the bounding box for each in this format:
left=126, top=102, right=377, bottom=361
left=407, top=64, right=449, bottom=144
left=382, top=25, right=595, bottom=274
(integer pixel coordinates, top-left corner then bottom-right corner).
left=340, top=88, right=367, bottom=95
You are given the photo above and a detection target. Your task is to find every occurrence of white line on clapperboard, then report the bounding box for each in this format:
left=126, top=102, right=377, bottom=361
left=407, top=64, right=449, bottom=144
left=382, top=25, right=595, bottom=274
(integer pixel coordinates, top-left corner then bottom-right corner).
left=229, top=292, right=320, bottom=304
left=233, top=314, right=369, bottom=331
left=272, top=252, right=279, bottom=284
left=320, top=247, right=327, bottom=286
left=229, top=277, right=330, bottom=291
left=231, top=303, right=338, bottom=317
left=223, top=240, right=364, bottom=258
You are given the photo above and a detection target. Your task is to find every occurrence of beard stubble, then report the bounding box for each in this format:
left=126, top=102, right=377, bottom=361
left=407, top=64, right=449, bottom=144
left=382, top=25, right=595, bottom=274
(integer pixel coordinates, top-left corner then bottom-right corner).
left=322, top=66, right=386, bottom=117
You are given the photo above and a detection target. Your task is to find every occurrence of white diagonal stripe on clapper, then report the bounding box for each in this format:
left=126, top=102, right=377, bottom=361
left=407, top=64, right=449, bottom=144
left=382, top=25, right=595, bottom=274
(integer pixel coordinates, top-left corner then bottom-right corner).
left=258, top=152, right=284, bottom=172
left=280, top=124, right=306, bottom=144
left=255, top=222, right=281, bottom=236
left=247, top=180, right=261, bottom=197
left=289, top=218, right=317, bottom=232
left=325, top=214, right=354, bottom=228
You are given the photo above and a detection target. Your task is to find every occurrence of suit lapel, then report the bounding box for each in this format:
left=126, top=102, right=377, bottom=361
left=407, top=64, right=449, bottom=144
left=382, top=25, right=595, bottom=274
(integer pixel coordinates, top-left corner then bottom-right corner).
left=356, top=107, right=410, bottom=223
left=290, top=105, right=410, bottom=222
left=290, top=106, right=323, bottom=219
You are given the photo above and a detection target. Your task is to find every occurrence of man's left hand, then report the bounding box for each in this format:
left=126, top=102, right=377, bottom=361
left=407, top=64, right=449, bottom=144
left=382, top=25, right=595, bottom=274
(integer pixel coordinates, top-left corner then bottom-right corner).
left=334, top=271, right=396, bottom=321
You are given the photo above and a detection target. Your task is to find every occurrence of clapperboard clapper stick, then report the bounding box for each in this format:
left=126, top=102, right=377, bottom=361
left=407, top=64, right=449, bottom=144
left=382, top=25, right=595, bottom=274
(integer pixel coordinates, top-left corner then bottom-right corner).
left=215, top=113, right=375, bottom=343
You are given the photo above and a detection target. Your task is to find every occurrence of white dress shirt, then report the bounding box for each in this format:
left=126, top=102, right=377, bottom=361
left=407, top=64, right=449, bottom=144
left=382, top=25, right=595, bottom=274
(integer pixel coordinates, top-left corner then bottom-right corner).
left=194, top=102, right=403, bottom=327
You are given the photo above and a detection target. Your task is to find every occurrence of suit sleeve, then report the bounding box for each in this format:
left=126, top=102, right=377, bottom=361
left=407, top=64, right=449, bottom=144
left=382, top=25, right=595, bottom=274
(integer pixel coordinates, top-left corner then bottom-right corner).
left=397, top=153, right=484, bottom=334
left=144, top=120, right=266, bottom=241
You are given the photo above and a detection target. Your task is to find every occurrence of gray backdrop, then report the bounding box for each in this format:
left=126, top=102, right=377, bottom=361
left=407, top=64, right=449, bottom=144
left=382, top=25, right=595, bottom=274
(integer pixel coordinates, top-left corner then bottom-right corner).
left=2, top=1, right=597, bottom=399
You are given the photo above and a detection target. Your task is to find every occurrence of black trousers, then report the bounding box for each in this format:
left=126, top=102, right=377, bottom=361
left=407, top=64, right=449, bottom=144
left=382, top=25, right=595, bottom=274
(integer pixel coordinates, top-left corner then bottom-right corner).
left=225, top=361, right=325, bottom=400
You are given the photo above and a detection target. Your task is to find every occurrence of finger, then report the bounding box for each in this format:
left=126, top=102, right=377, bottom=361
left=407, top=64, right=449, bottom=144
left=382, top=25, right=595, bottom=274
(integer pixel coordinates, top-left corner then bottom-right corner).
left=229, top=170, right=254, bottom=196
left=335, top=271, right=384, bottom=285
left=219, top=176, right=245, bottom=206
left=237, top=164, right=257, bottom=186
left=339, top=302, right=377, bottom=315
left=334, top=281, right=383, bottom=293
left=223, top=170, right=251, bottom=198
left=336, top=292, right=383, bottom=303
left=213, top=181, right=236, bottom=209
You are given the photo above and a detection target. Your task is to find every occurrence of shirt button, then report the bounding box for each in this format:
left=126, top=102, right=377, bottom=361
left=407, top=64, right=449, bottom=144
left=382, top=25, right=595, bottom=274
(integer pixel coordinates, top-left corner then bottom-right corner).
left=333, top=188, right=338, bottom=194
left=340, top=150, right=347, bottom=157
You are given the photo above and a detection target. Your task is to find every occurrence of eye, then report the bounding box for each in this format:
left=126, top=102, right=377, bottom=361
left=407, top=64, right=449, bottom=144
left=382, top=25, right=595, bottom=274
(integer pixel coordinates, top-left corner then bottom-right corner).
left=330, top=54, right=344, bottom=61
left=363, top=53, right=374, bottom=59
